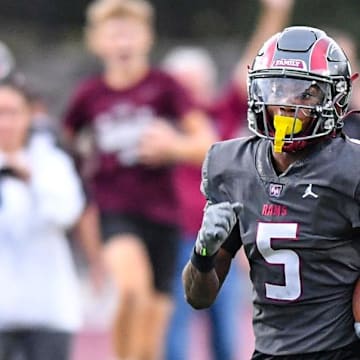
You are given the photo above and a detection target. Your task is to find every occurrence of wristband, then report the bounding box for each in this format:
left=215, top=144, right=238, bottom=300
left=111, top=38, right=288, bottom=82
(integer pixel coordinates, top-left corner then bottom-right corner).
left=190, top=247, right=217, bottom=273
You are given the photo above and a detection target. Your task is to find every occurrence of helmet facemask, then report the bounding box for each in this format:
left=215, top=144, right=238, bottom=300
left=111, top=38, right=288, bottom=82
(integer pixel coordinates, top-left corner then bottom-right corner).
left=248, top=73, right=343, bottom=152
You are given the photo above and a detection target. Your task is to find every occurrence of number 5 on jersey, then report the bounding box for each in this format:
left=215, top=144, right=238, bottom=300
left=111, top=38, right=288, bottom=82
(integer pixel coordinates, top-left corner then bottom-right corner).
left=256, top=222, right=301, bottom=301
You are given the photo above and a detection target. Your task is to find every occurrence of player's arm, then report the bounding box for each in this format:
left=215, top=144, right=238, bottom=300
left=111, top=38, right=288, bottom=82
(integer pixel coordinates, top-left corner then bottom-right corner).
left=182, top=145, right=243, bottom=308
left=182, top=215, right=241, bottom=309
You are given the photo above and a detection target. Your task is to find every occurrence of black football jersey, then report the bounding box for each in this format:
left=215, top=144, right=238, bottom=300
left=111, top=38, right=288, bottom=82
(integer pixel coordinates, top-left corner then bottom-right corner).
left=202, top=135, right=360, bottom=355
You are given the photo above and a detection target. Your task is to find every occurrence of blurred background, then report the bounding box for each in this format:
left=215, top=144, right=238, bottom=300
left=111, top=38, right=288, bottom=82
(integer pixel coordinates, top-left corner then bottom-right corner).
left=0, top=1, right=359, bottom=360
left=1, top=0, right=359, bottom=117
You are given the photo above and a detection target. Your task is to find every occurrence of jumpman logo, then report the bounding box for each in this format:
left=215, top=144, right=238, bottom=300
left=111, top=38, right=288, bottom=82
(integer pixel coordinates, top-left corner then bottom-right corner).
left=302, top=184, right=318, bottom=199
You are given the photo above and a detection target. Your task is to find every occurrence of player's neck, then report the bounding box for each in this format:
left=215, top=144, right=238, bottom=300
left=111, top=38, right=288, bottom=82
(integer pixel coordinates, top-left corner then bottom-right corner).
left=271, top=150, right=303, bottom=175
left=103, top=59, right=150, bottom=90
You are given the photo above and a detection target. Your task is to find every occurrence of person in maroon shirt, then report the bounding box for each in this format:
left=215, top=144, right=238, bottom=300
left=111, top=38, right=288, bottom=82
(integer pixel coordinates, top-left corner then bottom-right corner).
left=162, top=1, right=294, bottom=359
left=63, top=1, right=216, bottom=359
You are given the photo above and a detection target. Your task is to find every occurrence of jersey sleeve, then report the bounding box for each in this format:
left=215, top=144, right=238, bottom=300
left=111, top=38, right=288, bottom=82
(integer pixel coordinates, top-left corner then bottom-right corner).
left=201, top=144, right=243, bottom=256
left=200, top=142, right=233, bottom=204
left=200, top=144, right=217, bottom=203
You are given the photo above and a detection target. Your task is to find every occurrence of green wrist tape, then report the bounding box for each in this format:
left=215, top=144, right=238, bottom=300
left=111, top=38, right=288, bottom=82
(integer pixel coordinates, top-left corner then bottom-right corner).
left=190, top=247, right=217, bottom=272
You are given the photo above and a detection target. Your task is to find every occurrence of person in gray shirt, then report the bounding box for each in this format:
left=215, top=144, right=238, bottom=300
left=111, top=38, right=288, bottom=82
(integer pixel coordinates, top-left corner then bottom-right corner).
left=183, top=26, right=360, bottom=359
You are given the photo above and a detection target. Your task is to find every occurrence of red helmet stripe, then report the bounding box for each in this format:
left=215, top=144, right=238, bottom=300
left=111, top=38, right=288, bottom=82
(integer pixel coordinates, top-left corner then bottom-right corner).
left=309, top=38, right=330, bottom=72
left=263, top=36, right=278, bottom=68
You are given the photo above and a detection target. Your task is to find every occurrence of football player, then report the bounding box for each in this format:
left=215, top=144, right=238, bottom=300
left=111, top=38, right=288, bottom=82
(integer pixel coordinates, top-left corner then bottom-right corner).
left=163, top=1, right=295, bottom=359
left=183, top=26, right=360, bottom=359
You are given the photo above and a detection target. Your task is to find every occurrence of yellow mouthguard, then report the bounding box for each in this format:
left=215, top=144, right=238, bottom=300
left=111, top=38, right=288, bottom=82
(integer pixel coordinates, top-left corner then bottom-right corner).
left=273, top=115, right=303, bottom=153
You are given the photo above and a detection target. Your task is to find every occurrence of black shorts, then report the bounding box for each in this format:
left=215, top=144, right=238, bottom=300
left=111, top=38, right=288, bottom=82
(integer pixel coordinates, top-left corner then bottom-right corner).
left=252, top=341, right=360, bottom=360
left=100, top=212, right=179, bottom=294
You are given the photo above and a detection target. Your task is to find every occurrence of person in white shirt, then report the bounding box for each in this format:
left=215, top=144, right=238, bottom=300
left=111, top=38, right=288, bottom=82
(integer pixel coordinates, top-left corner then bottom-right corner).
left=0, top=77, right=85, bottom=360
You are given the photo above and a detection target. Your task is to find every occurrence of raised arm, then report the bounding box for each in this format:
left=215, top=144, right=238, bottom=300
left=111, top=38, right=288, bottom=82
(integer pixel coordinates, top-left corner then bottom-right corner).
left=234, top=0, right=295, bottom=96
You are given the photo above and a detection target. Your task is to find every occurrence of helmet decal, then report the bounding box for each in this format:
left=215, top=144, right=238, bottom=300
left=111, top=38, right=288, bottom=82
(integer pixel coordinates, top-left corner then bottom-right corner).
left=309, top=38, right=330, bottom=74
left=272, top=58, right=307, bottom=70
left=253, top=36, right=278, bottom=70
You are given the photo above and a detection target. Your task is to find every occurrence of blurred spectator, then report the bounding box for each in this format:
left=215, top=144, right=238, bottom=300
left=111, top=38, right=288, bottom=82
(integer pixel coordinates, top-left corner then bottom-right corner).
left=0, top=77, right=85, bottom=360
left=0, top=41, right=104, bottom=291
left=63, top=0, right=216, bottom=359
left=327, top=29, right=360, bottom=139
left=30, top=95, right=59, bottom=145
left=163, top=1, right=294, bottom=359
